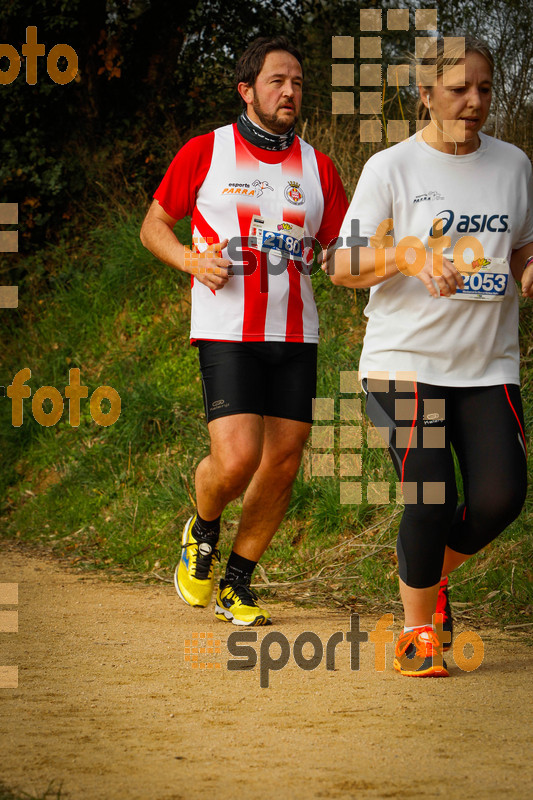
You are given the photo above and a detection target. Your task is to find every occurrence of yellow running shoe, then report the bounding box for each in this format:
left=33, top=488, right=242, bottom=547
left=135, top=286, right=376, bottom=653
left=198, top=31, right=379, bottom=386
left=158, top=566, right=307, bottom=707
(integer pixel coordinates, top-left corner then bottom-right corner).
left=215, top=580, right=272, bottom=626
left=174, top=515, right=220, bottom=608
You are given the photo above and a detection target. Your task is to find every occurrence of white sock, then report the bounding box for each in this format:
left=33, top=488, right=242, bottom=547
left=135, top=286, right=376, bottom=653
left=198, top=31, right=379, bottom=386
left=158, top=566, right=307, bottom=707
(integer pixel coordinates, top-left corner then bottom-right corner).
left=404, top=623, right=433, bottom=633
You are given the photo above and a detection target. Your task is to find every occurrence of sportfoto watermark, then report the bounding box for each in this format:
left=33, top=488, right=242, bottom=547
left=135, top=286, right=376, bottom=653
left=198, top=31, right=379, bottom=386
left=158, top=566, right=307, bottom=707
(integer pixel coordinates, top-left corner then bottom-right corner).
left=0, top=202, right=19, bottom=308
left=0, top=583, right=18, bottom=689
left=0, top=26, right=78, bottom=85
left=185, top=614, right=484, bottom=688
left=4, top=368, right=121, bottom=427
left=336, top=216, right=490, bottom=277
left=332, top=7, right=443, bottom=142
left=311, top=369, right=453, bottom=506
left=183, top=216, right=490, bottom=286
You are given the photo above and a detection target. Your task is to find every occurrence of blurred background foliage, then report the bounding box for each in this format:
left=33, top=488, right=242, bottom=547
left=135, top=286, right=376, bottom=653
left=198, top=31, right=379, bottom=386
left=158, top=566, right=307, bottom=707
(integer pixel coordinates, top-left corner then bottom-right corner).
left=0, top=0, right=532, bottom=624
left=1, top=0, right=531, bottom=261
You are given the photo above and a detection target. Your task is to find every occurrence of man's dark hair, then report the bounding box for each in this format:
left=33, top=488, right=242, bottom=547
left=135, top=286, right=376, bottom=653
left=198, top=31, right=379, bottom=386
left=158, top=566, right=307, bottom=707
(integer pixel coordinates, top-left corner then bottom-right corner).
left=235, top=36, right=303, bottom=101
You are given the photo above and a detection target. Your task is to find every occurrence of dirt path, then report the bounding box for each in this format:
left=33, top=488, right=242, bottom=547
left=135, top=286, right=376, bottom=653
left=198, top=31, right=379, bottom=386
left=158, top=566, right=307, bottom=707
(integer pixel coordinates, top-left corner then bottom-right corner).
left=1, top=545, right=532, bottom=800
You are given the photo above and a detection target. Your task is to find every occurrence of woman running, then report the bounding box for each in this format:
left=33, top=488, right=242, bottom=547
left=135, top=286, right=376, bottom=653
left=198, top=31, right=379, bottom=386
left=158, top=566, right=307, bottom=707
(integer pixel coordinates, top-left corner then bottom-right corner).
left=326, top=36, right=533, bottom=676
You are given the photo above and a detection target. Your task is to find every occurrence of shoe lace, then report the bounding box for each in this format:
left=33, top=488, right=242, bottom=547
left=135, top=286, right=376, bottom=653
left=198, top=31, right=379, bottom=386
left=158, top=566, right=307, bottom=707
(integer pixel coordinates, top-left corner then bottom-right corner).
left=397, top=627, right=440, bottom=658
left=182, top=539, right=221, bottom=580
left=227, top=581, right=259, bottom=607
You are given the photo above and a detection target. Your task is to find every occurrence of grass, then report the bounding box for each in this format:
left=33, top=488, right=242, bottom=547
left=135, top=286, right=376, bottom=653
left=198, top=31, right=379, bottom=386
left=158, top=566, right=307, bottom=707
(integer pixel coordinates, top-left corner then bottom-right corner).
left=1, top=134, right=532, bottom=631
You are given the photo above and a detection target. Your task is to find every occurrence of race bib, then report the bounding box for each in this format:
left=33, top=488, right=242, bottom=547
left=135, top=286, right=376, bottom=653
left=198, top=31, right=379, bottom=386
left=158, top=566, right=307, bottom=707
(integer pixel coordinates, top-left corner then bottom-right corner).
left=445, top=257, right=509, bottom=302
left=249, top=215, right=305, bottom=261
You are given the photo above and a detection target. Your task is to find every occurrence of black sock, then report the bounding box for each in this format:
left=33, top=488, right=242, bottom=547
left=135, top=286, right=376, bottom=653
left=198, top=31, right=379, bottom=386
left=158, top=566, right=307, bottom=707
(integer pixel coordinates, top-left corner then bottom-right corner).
left=223, top=550, right=257, bottom=586
left=193, top=513, right=220, bottom=542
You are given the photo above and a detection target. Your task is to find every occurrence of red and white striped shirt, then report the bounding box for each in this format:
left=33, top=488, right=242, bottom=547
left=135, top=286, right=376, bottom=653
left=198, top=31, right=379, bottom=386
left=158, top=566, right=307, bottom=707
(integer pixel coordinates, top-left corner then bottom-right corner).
left=154, top=123, right=348, bottom=342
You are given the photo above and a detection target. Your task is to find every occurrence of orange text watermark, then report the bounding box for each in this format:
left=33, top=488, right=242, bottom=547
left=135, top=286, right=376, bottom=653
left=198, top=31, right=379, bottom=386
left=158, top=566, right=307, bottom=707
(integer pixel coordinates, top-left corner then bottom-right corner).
left=4, top=368, right=121, bottom=427
left=0, top=26, right=78, bottom=85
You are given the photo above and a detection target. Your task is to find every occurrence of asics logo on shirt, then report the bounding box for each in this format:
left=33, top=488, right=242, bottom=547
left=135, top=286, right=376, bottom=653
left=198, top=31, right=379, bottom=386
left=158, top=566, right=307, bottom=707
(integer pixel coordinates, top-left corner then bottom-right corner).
left=431, top=210, right=509, bottom=236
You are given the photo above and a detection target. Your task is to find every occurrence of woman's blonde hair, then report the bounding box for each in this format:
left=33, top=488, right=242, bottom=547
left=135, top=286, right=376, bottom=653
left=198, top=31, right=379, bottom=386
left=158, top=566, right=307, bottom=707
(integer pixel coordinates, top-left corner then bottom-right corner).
left=416, top=35, right=494, bottom=121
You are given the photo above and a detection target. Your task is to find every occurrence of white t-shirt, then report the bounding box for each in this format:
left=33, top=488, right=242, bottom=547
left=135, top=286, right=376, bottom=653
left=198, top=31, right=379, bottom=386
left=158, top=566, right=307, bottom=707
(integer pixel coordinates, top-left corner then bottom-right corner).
left=339, top=132, right=533, bottom=386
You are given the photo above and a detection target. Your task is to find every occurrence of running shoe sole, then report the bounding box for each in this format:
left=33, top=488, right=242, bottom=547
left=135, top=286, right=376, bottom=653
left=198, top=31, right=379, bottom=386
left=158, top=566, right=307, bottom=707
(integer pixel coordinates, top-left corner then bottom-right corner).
left=214, top=603, right=271, bottom=626
left=393, top=657, right=449, bottom=677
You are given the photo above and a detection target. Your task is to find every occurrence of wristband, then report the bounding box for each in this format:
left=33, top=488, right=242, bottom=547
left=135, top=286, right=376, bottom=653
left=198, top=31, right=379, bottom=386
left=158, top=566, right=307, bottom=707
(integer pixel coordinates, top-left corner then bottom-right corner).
left=525, top=255, right=533, bottom=272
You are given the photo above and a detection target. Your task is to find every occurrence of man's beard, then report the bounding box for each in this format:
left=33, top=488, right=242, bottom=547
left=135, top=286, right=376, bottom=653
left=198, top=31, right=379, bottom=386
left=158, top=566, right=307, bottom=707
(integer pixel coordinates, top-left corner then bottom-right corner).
left=252, top=95, right=298, bottom=134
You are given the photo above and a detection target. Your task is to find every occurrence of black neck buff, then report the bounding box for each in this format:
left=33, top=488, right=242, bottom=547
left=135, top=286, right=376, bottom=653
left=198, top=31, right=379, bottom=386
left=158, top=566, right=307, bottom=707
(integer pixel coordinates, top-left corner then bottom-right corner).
left=237, top=111, right=295, bottom=151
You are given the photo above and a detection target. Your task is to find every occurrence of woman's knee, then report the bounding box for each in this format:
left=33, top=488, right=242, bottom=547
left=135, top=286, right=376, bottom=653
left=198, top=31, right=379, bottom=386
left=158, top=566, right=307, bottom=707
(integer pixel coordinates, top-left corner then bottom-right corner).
left=402, top=492, right=457, bottom=529
left=464, top=482, right=527, bottom=545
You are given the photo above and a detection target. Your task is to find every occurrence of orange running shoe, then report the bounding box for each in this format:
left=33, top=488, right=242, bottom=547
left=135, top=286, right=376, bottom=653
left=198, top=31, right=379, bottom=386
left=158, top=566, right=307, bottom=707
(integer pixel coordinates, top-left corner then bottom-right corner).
left=436, top=576, right=453, bottom=651
left=394, top=626, right=449, bottom=677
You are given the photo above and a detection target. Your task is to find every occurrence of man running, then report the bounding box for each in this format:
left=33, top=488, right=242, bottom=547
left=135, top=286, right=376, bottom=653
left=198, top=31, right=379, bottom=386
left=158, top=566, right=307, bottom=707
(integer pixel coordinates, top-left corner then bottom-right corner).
left=140, top=36, right=348, bottom=626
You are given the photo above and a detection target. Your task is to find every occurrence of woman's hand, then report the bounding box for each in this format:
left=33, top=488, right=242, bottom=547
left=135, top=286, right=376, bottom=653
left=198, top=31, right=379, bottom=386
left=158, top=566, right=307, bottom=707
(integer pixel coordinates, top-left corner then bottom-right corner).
left=409, top=251, right=464, bottom=299
left=319, top=246, right=334, bottom=275
left=510, top=245, right=533, bottom=293
left=522, top=260, right=533, bottom=298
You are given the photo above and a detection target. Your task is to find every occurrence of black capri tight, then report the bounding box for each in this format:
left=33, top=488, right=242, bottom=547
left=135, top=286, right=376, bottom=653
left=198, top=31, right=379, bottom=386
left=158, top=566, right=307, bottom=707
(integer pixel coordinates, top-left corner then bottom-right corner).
left=364, top=380, right=528, bottom=589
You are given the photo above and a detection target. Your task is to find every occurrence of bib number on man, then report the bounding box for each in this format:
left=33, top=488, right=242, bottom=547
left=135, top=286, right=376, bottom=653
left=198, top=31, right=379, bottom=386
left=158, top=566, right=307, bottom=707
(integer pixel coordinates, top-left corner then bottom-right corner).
left=445, top=257, right=509, bottom=302
left=249, top=215, right=304, bottom=261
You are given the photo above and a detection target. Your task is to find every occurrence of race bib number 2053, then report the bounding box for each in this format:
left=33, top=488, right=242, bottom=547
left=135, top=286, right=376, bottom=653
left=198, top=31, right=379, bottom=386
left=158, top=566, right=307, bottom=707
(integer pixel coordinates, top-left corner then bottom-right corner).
left=446, top=257, right=509, bottom=302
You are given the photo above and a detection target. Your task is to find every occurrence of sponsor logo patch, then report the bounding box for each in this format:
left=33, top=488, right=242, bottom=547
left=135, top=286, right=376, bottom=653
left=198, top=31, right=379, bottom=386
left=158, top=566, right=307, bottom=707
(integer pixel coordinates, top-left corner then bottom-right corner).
left=252, top=179, right=274, bottom=197
left=413, top=190, right=445, bottom=203
left=220, top=180, right=274, bottom=198
left=431, top=210, right=509, bottom=236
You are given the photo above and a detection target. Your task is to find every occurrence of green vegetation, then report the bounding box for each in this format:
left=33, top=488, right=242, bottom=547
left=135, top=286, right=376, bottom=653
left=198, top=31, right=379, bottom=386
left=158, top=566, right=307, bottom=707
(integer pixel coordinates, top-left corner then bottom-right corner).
left=3, top=0, right=532, bottom=256
left=1, top=187, right=531, bottom=628
left=1, top=0, right=532, bottom=630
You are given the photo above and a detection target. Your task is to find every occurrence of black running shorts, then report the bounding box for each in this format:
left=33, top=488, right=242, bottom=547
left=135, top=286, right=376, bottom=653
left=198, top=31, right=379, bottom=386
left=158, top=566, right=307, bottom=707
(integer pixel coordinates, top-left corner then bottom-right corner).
left=197, top=341, right=317, bottom=424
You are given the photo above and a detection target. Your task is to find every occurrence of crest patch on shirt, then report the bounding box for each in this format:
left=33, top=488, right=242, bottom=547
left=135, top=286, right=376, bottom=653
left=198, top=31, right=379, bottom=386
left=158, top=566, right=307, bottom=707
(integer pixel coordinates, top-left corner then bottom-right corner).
left=284, top=180, right=305, bottom=206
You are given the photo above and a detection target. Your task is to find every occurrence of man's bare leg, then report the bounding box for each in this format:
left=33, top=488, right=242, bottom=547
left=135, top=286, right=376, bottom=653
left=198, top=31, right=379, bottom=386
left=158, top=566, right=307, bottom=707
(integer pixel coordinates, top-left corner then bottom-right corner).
left=232, top=416, right=311, bottom=561
left=181, top=413, right=310, bottom=622
left=176, top=413, right=266, bottom=609
left=213, top=416, right=311, bottom=624
left=195, top=413, right=265, bottom=521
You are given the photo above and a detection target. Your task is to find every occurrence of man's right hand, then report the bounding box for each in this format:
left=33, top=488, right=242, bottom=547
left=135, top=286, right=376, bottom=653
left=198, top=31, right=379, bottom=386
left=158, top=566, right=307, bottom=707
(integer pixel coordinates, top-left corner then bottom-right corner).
left=184, top=238, right=233, bottom=291
left=140, top=201, right=232, bottom=291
